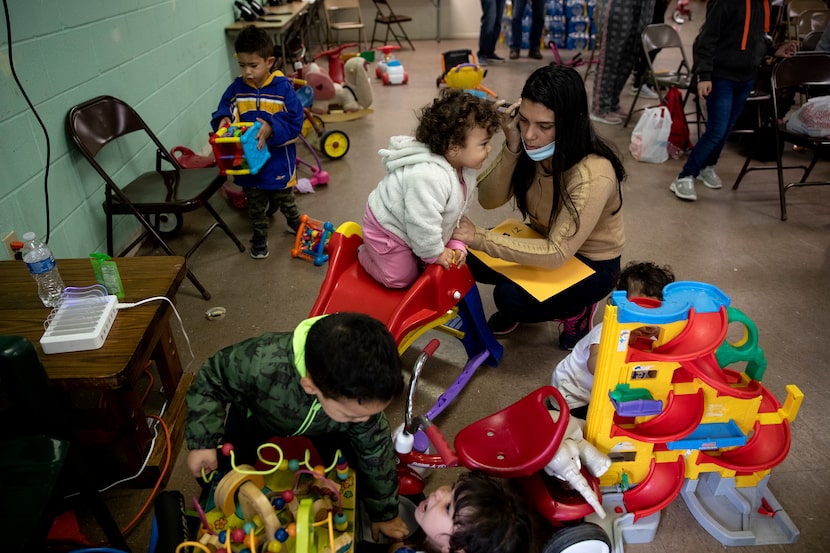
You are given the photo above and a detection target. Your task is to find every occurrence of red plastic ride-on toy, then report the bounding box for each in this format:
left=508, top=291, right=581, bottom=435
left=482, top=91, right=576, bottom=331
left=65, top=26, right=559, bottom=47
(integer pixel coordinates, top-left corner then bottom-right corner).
left=395, top=342, right=614, bottom=553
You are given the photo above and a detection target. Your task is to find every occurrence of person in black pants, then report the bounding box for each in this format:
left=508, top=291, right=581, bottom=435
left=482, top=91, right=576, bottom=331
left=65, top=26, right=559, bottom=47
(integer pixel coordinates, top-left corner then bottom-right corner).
left=478, top=0, right=507, bottom=65
left=509, top=0, right=545, bottom=60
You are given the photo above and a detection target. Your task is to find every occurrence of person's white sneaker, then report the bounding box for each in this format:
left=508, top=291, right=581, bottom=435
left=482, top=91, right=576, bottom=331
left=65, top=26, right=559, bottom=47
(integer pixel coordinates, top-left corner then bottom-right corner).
left=589, top=112, right=623, bottom=125
left=697, top=166, right=723, bottom=189
left=629, top=84, right=659, bottom=99
left=669, top=176, right=697, bottom=201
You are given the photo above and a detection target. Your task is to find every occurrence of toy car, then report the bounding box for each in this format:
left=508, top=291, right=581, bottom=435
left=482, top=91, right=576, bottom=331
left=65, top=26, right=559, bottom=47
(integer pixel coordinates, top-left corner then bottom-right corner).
left=377, top=59, right=408, bottom=85
left=375, top=45, right=408, bottom=86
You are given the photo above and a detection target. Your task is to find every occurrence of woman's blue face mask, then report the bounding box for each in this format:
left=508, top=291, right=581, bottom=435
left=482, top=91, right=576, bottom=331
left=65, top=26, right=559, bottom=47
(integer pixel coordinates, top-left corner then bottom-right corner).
left=521, top=136, right=556, bottom=161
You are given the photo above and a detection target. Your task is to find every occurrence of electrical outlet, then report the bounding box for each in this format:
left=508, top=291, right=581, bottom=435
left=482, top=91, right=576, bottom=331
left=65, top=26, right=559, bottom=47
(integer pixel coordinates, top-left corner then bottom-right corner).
left=3, top=231, right=19, bottom=258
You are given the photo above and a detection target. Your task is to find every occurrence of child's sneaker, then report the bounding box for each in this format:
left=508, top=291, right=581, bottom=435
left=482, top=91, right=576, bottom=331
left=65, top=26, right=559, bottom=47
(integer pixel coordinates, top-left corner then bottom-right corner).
left=487, top=311, right=519, bottom=336
left=557, top=303, right=597, bottom=350
left=286, top=218, right=301, bottom=234
left=250, top=236, right=269, bottom=259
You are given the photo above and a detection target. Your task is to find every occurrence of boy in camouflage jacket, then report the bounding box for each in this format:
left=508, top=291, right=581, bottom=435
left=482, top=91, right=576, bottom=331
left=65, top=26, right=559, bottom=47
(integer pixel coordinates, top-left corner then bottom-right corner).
left=185, top=312, right=409, bottom=541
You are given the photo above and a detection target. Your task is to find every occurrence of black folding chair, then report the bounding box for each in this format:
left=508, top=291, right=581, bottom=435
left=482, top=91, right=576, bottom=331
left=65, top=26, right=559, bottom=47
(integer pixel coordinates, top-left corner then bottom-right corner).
left=732, top=53, right=830, bottom=220
left=370, top=0, right=415, bottom=50
left=66, top=95, right=246, bottom=300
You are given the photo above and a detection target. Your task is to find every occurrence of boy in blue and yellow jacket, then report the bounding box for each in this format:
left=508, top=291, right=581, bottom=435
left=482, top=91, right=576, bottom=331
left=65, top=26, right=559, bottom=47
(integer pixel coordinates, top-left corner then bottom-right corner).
left=212, top=25, right=305, bottom=258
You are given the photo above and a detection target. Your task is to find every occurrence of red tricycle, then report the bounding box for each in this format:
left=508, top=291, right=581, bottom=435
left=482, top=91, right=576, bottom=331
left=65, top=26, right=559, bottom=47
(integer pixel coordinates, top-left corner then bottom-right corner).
left=394, top=340, right=614, bottom=552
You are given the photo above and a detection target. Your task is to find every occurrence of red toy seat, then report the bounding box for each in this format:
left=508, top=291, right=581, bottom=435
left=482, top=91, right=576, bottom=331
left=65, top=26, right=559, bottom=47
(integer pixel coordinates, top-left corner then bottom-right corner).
left=309, top=224, right=475, bottom=349
left=454, top=386, right=570, bottom=478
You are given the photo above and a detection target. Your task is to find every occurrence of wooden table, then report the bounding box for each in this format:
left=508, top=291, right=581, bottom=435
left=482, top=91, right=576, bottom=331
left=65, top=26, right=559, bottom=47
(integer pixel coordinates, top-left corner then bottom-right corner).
left=225, top=1, right=310, bottom=71
left=0, top=256, right=191, bottom=487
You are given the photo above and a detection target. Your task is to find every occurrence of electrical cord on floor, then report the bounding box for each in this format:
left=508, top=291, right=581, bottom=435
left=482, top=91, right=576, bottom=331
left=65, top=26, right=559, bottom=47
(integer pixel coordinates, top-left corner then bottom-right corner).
left=120, top=414, right=172, bottom=536
left=63, top=400, right=167, bottom=499
left=98, top=402, right=167, bottom=493
left=64, top=415, right=171, bottom=553
left=117, top=296, right=196, bottom=369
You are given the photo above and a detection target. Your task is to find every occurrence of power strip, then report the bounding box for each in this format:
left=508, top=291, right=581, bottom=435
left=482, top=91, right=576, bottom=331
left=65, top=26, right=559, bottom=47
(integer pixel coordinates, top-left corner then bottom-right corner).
left=40, top=292, right=118, bottom=354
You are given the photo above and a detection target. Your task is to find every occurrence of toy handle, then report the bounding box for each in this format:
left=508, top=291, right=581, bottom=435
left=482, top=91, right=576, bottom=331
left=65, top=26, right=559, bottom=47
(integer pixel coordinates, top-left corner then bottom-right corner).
left=316, top=43, right=357, bottom=59
left=423, top=338, right=440, bottom=357
left=397, top=450, right=449, bottom=468
left=424, top=421, right=458, bottom=467
left=453, top=63, right=477, bottom=72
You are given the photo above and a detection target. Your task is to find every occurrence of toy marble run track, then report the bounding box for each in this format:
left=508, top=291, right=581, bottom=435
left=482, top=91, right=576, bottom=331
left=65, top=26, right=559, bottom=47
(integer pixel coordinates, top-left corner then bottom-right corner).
left=582, top=281, right=804, bottom=549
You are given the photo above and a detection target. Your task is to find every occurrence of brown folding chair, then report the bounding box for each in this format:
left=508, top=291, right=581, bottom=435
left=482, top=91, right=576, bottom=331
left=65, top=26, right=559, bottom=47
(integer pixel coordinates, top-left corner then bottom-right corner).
left=625, top=24, right=705, bottom=140
left=66, top=95, right=245, bottom=300
left=323, top=0, right=367, bottom=51
left=732, top=53, right=830, bottom=220
left=370, top=0, right=415, bottom=51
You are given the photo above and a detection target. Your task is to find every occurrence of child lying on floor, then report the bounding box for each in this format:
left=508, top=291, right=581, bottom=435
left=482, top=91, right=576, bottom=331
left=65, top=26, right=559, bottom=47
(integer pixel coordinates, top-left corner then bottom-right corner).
left=389, top=471, right=532, bottom=553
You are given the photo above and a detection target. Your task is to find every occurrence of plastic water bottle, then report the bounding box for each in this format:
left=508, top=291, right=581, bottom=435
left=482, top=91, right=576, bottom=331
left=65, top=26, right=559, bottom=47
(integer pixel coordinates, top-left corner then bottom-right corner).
left=21, top=232, right=65, bottom=307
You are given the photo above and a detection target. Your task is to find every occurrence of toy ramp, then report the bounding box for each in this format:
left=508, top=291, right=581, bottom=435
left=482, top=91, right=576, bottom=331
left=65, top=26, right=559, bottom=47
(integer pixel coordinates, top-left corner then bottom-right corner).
left=697, top=419, right=791, bottom=473
left=681, top=354, right=763, bottom=400
left=628, top=308, right=728, bottom=363
left=623, top=456, right=686, bottom=521
left=611, top=389, right=704, bottom=443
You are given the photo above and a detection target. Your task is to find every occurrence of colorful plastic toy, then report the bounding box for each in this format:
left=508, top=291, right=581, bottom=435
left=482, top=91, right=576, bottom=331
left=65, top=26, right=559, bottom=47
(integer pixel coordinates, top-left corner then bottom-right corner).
left=295, top=84, right=350, bottom=160
left=309, top=222, right=502, bottom=362
left=171, top=145, right=217, bottom=168
left=185, top=436, right=356, bottom=553
left=394, top=342, right=613, bottom=550
left=443, top=63, right=497, bottom=100
left=580, top=281, right=804, bottom=548
left=375, top=45, right=408, bottom=85
left=292, top=214, right=334, bottom=266
left=435, top=49, right=497, bottom=99
left=209, top=121, right=271, bottom=176
left=303, top=48, right=373, bottom=115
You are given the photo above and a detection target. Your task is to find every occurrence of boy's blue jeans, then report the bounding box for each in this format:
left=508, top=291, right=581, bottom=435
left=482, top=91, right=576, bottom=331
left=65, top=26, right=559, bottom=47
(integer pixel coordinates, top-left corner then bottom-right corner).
left=680, top=77, right=755, bottom=178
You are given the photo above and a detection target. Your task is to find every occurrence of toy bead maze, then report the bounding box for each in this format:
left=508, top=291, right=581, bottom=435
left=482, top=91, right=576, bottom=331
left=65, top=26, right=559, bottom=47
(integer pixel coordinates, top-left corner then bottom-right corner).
left=187, top=438, right=357, bottom=553
left=581, top=281, right=804, bottom=548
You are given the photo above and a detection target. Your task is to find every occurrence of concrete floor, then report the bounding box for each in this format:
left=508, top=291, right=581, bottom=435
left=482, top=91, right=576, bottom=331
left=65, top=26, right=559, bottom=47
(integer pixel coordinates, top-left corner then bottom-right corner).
left=78, top=5, right=830, bottom=552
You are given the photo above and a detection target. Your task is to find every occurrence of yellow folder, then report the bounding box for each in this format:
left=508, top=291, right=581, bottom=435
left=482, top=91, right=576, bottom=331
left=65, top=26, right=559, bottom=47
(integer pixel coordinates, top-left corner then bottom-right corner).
left=468, top=218, right=596, bottom=302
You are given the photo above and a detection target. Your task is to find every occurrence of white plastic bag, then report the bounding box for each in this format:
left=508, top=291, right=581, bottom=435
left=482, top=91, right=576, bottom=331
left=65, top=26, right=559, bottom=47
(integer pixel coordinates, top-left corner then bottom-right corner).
left=629, top=106, right=672, bottom=163
left=785, top=95, right=830, bottom=138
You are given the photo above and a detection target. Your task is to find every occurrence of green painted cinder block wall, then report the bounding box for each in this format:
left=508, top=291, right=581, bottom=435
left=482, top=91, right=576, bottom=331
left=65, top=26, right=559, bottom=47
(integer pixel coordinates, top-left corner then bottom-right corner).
left=0, top=0, right=238, bottom=260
